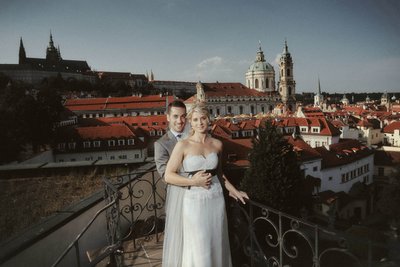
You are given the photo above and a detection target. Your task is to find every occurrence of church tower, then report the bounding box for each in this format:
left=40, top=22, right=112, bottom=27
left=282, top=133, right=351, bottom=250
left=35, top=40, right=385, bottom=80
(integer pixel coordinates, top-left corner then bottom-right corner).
left=314, top=78, right=324, bottom=107
left=19, top=38, right=26, bottom=64
left=46, top=33, right=61, bottom=64
left=245, top=42, right=275, bottom=92
left=278, top=40, right=296, bottom=103
left=196, top=81, right=206, bottom=103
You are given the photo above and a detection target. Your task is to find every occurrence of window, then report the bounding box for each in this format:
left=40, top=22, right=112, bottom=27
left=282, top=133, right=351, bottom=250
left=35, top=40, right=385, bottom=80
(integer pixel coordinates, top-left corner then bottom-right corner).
left=329, top=176, right=333, bottom=181
left=378, top=167, right=384, bottom=176
left=94, top=141, right=101, bottom=147
left=118, top=139, right=125, bottom=146
left=315, top=141, right=320, bottom=147
left=135, top=154, right=140, bottom=159
left=312, top=127, right=319, bottom=133
left=150, top=131, right=156, bottom=136
left=313, top=166, right=318, bottom=172
left=68, top=142, right=76, bottom=149
left=341, top=174, right=345, bottom=183
left=83, top=141, right=91, bottom=148
left=57, top=143, right=66, bottom=150
left=110, top=156, right=115, bottom=160
left=227, top=106, right=232, bottom=113
left=255, top=79, right=259, bottom=88
left=119, top=155, right=127, bottom=159
left=108, top=140, right=116, bottom=146
left=97, top=156, right=102, bottom=160
left=157, top=130, right=163, bottom=136
left=239, top=106, right=244, bottom=114
left=250, top=106, right=255, bottom=114
left=152, top=122, right=158, bottom=126
left=300, top=127, right=308, bottom=132
left=142, top=122, right=148, bottom=126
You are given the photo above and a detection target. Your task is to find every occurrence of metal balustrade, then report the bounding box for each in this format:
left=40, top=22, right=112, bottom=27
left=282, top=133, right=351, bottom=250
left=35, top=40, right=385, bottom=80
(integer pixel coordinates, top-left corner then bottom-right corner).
left=53, top=166, right=396, bottom=267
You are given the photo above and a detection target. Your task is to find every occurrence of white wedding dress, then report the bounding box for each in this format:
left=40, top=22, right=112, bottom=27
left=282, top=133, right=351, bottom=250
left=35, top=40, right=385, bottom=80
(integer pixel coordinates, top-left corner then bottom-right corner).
left=162, top=152, right=232, bottom=267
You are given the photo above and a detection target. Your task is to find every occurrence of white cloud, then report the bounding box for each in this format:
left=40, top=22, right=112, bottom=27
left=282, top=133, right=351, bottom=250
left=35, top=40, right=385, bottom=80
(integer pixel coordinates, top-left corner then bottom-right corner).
left=196, top=56, right=223, bottom=69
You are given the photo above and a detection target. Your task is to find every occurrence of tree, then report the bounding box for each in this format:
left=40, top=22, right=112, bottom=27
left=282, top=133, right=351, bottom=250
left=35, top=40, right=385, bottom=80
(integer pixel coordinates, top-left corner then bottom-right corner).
left=241, top=120, right=312, bottom=215
left=376, top=181, right=400, bottom=228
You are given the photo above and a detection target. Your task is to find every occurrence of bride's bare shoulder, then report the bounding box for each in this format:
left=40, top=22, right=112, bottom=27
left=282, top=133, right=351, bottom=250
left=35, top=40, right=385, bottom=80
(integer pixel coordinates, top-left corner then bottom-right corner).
left=209, top=137, right=222, bottom=149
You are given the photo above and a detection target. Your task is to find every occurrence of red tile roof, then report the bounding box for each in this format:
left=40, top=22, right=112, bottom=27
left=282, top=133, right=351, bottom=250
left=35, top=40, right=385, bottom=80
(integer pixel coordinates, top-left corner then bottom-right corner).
left=77, top=124, right=135, bottom=139
left=315, top=139, right=373, bottom=169
left=185, top=83, right=278, bottom=101
left=383, top=121, right=400, bottom=133
left=285, top=136, right=322, bottom=162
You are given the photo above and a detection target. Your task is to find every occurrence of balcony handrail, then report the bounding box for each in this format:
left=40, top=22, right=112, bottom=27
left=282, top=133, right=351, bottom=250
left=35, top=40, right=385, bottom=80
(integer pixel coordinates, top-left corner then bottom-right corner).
left=51, top=198, right=117, bottom=267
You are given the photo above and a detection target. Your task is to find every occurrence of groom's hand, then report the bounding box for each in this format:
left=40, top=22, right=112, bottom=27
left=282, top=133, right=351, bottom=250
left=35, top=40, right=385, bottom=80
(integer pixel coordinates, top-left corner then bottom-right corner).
left=192, top=170, right=212, bottom=189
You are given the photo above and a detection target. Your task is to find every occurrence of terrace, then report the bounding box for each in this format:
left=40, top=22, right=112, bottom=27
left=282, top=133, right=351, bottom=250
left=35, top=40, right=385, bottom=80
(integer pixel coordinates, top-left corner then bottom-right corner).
left=1, top=162, right=397, bottom=267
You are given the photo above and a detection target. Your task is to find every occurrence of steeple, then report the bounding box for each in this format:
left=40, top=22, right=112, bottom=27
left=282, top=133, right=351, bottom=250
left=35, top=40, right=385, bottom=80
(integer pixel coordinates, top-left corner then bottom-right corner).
left=46, top=31, right=61, bottom=63
left=19, top=37, right=26, bottom=64
left=318, top=77, right=322, bottom=95
left=314, top=77, right=324, bottom=107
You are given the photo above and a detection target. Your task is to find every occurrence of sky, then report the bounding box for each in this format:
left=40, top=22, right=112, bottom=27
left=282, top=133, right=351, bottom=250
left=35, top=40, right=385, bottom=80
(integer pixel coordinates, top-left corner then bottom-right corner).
left=0, top=0, right=400, bottom=93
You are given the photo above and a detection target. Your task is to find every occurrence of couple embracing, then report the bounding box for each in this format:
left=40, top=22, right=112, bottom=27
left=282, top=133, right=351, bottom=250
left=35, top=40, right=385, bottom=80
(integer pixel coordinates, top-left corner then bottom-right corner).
left=155, top=100, right=248, bottom=267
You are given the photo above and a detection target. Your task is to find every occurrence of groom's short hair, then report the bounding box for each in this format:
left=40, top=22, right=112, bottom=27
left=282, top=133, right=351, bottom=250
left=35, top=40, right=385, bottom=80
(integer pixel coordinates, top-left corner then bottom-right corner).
left=167, top=100, right=186, bottom=114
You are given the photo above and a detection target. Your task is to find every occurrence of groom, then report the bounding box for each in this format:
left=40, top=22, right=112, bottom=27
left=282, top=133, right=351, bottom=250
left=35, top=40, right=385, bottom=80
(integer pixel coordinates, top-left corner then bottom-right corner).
left=154, top=100, right=189, bottom=180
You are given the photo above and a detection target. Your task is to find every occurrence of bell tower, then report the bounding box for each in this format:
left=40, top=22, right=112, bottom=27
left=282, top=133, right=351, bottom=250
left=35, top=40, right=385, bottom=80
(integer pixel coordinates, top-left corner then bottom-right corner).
left=278, top=40, right=296, bottom=103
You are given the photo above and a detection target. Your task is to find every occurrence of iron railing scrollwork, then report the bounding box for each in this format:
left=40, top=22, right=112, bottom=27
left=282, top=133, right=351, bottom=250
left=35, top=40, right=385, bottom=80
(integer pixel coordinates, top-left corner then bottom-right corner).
left=103, top=167, right=396, bottom=267
left=103, top=167, right=166, bottom=266
left=227, top=199, right=393, bottom=267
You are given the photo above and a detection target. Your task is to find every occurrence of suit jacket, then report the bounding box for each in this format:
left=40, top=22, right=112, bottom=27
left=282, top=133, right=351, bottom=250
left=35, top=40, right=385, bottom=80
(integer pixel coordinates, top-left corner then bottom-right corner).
left=154, top=130, right=178, bottom=180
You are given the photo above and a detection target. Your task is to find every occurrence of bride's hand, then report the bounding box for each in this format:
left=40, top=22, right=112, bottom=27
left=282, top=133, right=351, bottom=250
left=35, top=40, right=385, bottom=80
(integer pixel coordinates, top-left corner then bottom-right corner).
left=192, top=170, right=212, bottom=189
left=229, top=189, right=249, bottom=204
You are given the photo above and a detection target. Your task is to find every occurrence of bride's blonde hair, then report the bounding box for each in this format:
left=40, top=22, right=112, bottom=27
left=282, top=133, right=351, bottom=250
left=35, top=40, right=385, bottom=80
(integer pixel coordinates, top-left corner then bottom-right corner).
left=187, top=103, right=210, bottom=136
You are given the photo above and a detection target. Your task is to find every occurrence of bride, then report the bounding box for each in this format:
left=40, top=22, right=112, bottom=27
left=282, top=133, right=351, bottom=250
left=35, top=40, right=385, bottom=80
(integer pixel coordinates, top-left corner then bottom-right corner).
left=163, top=103, right=248, bottom=267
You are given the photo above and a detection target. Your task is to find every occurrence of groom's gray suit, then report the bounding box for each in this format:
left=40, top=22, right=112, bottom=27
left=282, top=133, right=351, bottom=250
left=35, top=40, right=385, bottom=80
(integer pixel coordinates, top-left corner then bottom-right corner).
left=154, top=130, right=178, bottom=180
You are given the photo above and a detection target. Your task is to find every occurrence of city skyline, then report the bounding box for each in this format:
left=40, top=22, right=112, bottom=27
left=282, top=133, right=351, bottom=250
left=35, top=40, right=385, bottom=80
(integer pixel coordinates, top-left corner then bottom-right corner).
left=1, top=0, right=400, bottom=93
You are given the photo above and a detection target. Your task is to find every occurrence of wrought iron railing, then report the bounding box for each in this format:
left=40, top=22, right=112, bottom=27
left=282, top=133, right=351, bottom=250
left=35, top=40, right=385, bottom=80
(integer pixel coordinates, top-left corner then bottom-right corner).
left=227, top=199, right=394, bottom=267
left=54, top=166, right=396, bottom=266
left=103, top=168, right=397, bottom=267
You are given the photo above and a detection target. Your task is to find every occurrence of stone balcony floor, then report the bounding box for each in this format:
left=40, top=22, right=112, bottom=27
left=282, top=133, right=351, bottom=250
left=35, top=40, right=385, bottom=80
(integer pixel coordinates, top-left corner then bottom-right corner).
left=121, top=233, right=164, bottom=267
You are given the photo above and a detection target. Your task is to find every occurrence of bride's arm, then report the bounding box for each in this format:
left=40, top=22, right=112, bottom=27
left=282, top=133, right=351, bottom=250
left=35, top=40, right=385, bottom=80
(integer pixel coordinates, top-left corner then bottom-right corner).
left=216, top=140, right=249, bottom=204
left=165, top=141, right=212, bottom=187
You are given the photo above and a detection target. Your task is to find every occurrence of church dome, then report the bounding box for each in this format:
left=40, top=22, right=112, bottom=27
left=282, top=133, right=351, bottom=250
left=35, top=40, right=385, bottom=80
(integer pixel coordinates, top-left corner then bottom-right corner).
left=247, top=61, right=274, bottom=72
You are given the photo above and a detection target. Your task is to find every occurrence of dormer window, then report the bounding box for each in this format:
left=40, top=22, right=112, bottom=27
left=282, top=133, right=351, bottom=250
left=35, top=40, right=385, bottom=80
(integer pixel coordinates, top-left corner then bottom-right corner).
left=68, top=142, right=76, bottom=149
left=157, top=130, right=163, bottom=136
left=118, top=139, right=125, bottom=146
left=108, top=140, right=116, bottom=146
left=312, top=127, right=320, bottom=133
left=94, top=141, right=101, bottom=147
left=83, top=141, right=91, bottom=148
left=232, top=131, right=239, bottom=138
left=57, top=143, right=66, bottom=150
left=150, top=130, right=156, bottom=136
left=300, top=127, right=308, bottom=133
left=128, top=139, right=135, bottom=145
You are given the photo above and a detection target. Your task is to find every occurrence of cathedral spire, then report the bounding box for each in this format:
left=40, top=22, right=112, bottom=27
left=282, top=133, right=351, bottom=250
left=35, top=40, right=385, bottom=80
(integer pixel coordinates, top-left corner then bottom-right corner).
left=19, top=37, right=26, bottom=64
left=46, top=31, right=61, bottom=63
